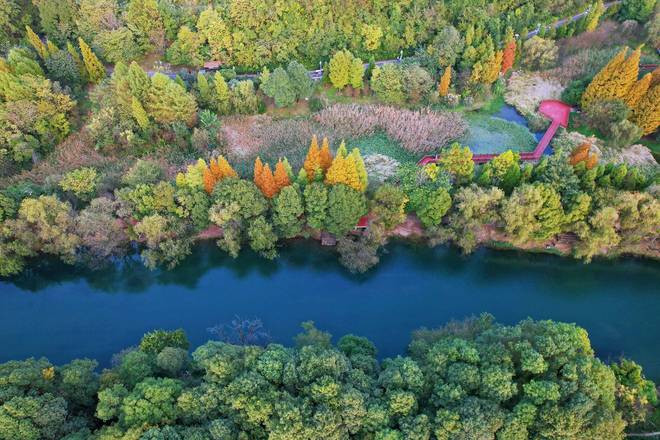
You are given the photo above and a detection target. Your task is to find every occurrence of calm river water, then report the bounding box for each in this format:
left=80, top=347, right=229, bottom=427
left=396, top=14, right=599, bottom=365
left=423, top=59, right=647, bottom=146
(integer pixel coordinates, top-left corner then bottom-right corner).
left=1, top=242, right=658, bottom=378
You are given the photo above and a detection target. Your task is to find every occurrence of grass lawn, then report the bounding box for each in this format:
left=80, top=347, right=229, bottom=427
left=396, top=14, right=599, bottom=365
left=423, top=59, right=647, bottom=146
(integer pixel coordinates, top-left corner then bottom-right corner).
left=460, top=113, right=537, bottom=154
left=349, top=133, right=420, bottom=164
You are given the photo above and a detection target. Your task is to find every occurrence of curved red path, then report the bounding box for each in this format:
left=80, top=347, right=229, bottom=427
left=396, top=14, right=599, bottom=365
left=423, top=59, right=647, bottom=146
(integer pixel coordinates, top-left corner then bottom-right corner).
left=418, top=100, right=572, bottom=166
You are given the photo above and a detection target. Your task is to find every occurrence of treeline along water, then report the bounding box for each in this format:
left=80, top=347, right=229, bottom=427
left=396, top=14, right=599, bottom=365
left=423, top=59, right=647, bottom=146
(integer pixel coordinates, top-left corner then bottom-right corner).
left=1, top=241, right=659, bottom=378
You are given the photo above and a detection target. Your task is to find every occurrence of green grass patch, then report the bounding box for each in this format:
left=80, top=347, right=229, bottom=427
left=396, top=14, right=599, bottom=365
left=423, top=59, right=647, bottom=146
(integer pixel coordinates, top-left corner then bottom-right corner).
left=478, top=95, right=506, bottom=115
left=348, top=132, right=419, bottom=164
left=460, top=114, right=537, bottom=154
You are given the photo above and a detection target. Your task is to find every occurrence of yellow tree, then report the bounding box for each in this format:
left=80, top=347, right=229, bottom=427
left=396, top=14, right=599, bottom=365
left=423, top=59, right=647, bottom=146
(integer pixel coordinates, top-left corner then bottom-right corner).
left=610, top=46, right=641, bottom=101
left=303, top=135, right=321, bottom=180
left=438, top=67, right=451, bottom=97
left=78, top=37, right=105, bottom=83
left=501, top=40, right=516, bottom=75
left=325, top=154, right=348, bottom=187
left=581, top=47, right=628, bottom=108
left=254, top=156, right=264, bottom=190
left=625, top=73, right=652, bottom=109
left=218, top=156, right=237, bottom=178
left=319, top=137, right=333, bottom=170
left=350, top=148, right=368, bottom=192
left=131, top=97, right=149, bottom=129
left=483, top=50, right=503, bottom=84
left=274, top=159, right=291, bottom=190
left=25, top=26, right=48, bottom=60
left=630, top=85, right=660, bottom=135
left=260, top=164, right=278, bottom=198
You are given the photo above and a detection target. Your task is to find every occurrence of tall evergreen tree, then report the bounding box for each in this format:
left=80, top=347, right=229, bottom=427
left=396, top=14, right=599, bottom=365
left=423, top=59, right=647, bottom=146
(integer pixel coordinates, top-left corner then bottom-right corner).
left=78, top=37, right=105, bottom=83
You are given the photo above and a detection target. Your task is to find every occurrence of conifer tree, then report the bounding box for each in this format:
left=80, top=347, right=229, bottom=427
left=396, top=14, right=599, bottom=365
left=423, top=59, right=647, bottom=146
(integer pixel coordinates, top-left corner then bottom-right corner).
left=611, top=46, right=641, bottom=100
left=483, top=50, right=503, bottom=84
left=26, top=26, right=48, bottom=60
left=209, top=158, right=222, bottom=179
left=282, top=158, right=293, bottom=179
left=582, top=48, right=628, bottom=108
left=349, top=56, right=364, bottom=89
left=260, top=164, right=278, bottom=198
left=625, top=73, right=652, bottom=109
left=319, top=137, right=333, bottom=170
left=325, top=154, right=347, bottom=187
left=197, top=73, right=212, bottom=107
left=336, top=141, right=348, bottom=158
left=214, top=72, right=230, bottom=114
left=78, top=38, right=105, bottom=83
left=66, top=42, right=87, bottom=80
left=203, top=167, right=216, bottom=194
left=351, top=148, right=368, bottom=192
left=274, top=159, right=291, bottom=189
left=501, top=40, right=516, bottom=75
left=128, top=62, right=150, bottom=103
left=46, top=41, right=59, bottom=57
left=630, top=84, right=660, bottom=135
left=254, top=156, right=264, bottom=190
left=218, top=156, right=237, bottom=179
left=438, top=67, right=451, bottom=97
left=131, top=97, right=149, bottom=129
left=303, top=136, right=321, bottom=181
left=146, top=73, right=198, bottom=126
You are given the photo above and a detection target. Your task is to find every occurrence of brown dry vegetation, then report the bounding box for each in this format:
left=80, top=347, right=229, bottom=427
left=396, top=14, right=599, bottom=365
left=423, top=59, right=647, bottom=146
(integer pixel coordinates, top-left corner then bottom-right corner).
left=313, top=104, right=467, bottom=154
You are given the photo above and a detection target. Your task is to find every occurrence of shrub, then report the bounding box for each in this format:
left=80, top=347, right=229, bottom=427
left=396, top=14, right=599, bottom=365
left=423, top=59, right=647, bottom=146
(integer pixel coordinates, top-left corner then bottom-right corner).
left=521, top=36, right=558, bottom=70
left=121, top=160, right=163, bottom=187
left=230, top=80, right=260, bottom=115
left=370, top=64, right=405, bottom=104
left=59, top=167, right=100, bottom=201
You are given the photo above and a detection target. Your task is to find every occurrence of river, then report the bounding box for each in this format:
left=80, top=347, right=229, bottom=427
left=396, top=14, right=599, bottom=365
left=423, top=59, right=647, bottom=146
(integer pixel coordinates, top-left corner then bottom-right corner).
left=1, top=242, right=659, bottom=378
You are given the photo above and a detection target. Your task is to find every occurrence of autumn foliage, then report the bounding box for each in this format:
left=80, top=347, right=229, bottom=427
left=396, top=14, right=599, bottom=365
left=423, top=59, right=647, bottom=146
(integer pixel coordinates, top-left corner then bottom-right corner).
left=438, top=67, right=451, bottom=97
left=203, top=156, right=238, bottom=193
left=569, top=143, right=599, bottom=169
left=501, top=40, right=516, bottom=75
left=254, top=157, right=293, bottom=198
left=325, top=142, right=368, bottom=192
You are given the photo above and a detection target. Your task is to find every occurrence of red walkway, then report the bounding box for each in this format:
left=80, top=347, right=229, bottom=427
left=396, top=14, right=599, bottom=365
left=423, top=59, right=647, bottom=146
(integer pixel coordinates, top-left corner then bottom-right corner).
left=418, top=99, right=572, bottom=166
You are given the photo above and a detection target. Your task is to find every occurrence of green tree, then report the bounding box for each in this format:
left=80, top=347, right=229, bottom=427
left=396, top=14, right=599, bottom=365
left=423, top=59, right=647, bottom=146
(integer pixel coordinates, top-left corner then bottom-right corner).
left=438, top=143, right=474, bottom=184
left=329, top=50, right=353, bottom=90
left=214, top=71, right=230, bottom=114
left=502, top=183, right=565, bottom=245
left=247, top=216, right=278, bottom=259
left=326, top=184, right=367, bottom=236
left=146, top=73, right=197, bottom=126
left=304, top=182, right=329, bottom=229
left=261, top=66, right=296, bottom=107
left=273, top=185, right=304, bottom=238
left=287, top=60, right=314, bottom=99
left=371, top=64, right=405, bottom=104
left=59, top=167, right=100, bottom=202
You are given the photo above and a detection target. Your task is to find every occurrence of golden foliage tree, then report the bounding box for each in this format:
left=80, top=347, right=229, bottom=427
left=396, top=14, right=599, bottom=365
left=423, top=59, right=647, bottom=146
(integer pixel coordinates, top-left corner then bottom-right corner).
left=581, top=47, right=643, bottom=109
left=324, top=145, right=366, bottom=192
left=630, top=84, right=660, bottom=135
left=78, top=37, right=105, bottom=84
left=438, top=67, right=451, bottom=97
left=254, top=156, right=264, bottom=189
left=218, top=156, right=237, bottom=179
left=303, top=135, right=321, bottom=181
left=624, top=73, right=652, bottom=109
left=131, top=97, right=149, bottom=129
left=581, top=48, right=627, bottom=108
left=274, top=159, right=291, bottom=189
left=319, top=137, right=333, bottom=170
left=483, top=50, right=503, bottom=84
left=26, top=26, right=48, bottom=60
left=501, top=40, right=516, bottom=75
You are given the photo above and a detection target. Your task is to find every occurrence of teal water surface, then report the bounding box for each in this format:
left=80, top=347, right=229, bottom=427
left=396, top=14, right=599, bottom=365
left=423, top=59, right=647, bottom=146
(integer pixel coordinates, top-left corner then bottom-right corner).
left=1, top=242, right=659, bottom=378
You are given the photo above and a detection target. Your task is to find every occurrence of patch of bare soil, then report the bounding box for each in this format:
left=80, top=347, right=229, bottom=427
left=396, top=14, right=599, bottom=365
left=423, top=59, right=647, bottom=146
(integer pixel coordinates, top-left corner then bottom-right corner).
left=391, top=215, right=424, bottom=238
